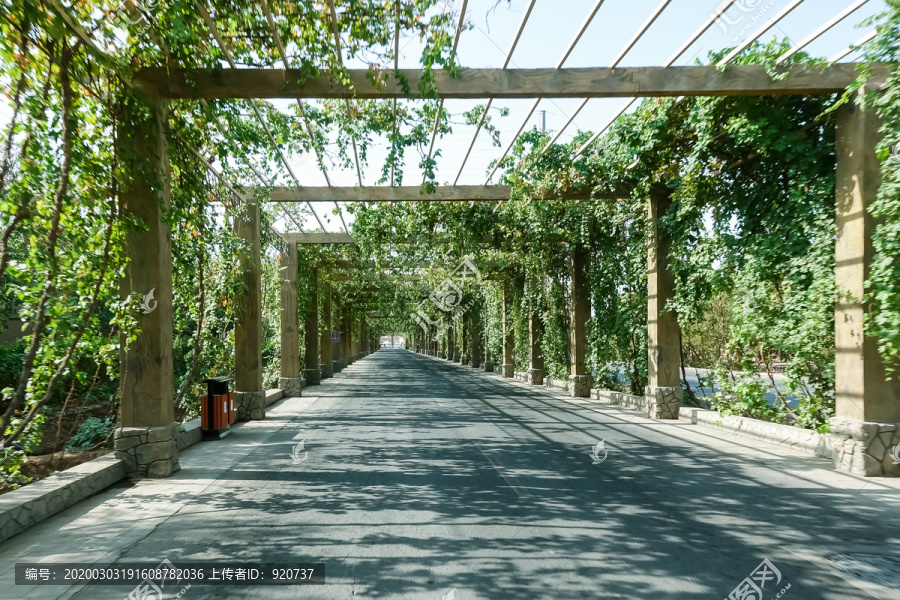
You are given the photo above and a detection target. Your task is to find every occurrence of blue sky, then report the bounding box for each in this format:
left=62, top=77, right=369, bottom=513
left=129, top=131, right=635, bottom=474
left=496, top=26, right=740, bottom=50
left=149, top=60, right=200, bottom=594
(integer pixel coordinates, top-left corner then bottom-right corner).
left=281, top=0, right=886, bottom=231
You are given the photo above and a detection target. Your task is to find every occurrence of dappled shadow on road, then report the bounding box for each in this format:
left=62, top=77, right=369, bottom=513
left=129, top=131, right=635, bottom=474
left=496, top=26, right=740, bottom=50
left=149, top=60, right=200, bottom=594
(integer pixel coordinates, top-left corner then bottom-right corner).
left=99, top=349, right=897, bottom=599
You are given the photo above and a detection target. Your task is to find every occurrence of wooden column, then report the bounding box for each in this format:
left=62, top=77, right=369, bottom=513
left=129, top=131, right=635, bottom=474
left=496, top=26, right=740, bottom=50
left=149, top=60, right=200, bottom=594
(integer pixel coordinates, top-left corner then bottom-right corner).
left=115, top=98, right=179, bottom=477
left=279, top=241, right=302, bottom=397
left=461, top=313, right=470, bottom=364
left=304, top=268, right=321, bottom=384
left=646, top=187, right=682, bottom=418
left=528, top=309, right=544, bottom=385
left=340, top=304, right=352, bottom=365
left=447, top=321, right=456, bottom=361
left=483, top=306, right=494, bottom=371
left=501, top=280, right=514, bottom=377
left=569, top=245, right=590, bottom=397
left=234, top=200, right=265, bottom=419
left=319, top=281, right=333, bottom=378
left=831, top=88, right=900, bottom=476
left=333, top=300, right=344, bottom=371
left=470, top=306, right=482, bottom=368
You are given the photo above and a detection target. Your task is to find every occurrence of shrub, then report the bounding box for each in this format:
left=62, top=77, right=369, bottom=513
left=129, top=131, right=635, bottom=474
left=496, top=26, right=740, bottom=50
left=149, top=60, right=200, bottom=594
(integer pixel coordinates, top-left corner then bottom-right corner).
left=65, top=416, right=115, bottom=452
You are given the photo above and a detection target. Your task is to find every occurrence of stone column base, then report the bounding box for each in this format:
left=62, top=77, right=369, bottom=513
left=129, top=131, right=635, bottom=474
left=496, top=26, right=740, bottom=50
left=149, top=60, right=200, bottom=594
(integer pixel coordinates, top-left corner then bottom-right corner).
left=501, top=364, right=514, bottom=378
left=114, top=423, right=180, bottom=478
left=527, top=368, right=544, bottom=385
left=483, top=361, right=494, bottom=372
left=279, top=377, right=303, bottom=398
left=569, top=374, right=592, bottom=398
left=304, top=368, right=321, bottom=385
left=319, top=362, right=333, bottom=379
left=235, top=390, right=265, bottom=421
left=645, top=386, right=683, bottom=419
left=830, top=417, right=900, bottom=477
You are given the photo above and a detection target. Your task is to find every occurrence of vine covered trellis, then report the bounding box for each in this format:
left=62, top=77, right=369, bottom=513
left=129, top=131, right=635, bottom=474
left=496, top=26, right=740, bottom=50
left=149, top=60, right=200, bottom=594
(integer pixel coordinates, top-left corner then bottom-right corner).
left=1, top=0, right=899, bottom=489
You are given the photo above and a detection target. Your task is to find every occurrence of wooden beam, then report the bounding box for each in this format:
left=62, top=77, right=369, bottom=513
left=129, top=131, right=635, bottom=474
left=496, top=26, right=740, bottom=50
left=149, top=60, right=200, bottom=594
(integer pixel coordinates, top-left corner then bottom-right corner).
left=283, top=232, right=354, bottom=244
left=265, top=185, right=622, bottom=202
left=327, top=273, right=423, bottom=281
left=133, top=64, right=883, bottom=100
left=268, top=185, right=512, bottom=202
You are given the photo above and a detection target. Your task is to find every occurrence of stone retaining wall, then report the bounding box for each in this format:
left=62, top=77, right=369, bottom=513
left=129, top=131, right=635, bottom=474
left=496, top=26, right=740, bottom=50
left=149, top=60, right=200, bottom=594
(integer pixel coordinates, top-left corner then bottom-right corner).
left=0, top=454, right=125, bottom=544
left=264, top=388, right=284, bottom=407
left=234, top=390, right=265, bottom=421
left=678, top=406, right=833, bottom=460
left=544, top=377, right=569, bottom=391
left=0, top=419, right=207, bottom=544
left=829, top=417, right=900, bottom=477
left=591, top=389, right=649, bottom=412
left=114, top=423, right=181, bottom=477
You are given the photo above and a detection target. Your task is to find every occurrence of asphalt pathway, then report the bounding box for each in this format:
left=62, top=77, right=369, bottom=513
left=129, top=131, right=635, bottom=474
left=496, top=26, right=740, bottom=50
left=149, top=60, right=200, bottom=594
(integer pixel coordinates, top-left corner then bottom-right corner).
left=2, top=348, right=899, bottom=599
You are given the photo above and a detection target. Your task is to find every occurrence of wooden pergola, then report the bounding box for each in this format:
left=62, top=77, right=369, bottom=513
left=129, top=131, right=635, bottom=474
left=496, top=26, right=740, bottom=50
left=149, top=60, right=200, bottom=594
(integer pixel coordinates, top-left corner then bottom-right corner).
left=46, top=0, right=896, bottom=478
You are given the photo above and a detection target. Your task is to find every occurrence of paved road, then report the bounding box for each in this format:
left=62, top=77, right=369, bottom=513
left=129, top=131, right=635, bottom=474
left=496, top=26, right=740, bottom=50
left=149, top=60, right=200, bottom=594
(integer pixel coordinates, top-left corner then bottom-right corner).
left=2, top=349, right=899, bottom=599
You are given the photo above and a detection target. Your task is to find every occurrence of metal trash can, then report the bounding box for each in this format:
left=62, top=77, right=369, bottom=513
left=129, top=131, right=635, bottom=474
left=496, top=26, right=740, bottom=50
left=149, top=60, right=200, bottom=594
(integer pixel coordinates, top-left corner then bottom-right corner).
left=200, top=376, right=235, bottom=440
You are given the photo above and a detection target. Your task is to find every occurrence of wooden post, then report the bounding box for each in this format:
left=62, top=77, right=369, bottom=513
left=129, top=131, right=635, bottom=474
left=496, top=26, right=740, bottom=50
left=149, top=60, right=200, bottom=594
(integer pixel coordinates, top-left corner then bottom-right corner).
left=279, top=241, right=302, bottom=397
left=483, top=305, right=494, bottom=371
left=569, top=245, right=591, bottom=398
left=528, top=309, right=544, bottom=386
left=115, top=98, right=179, bottom=477
left=234, top=199, right=265, bottom=420
left=461, top=313, right=470, bottom=364
left=319, top=281, right=333, bottom=379
left=646, top=187, right=682, bottom=418
left=501, top=280, right=514, bottom=377
left=340, top=304, right=352, bottom=366
left=470, top=305, right=482, bottom=369
left=332, top=300, right=343, bottom=372
left=305, top=268, right=321, bottom=384
left=831, top=87, right=900, bottom=476
left=447, top=320, right=456, bottom=361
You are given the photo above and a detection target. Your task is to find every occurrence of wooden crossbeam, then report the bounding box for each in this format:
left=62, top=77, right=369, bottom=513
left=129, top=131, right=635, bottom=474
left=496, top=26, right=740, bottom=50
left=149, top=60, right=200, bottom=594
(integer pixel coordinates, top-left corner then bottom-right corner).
left=328, top=273, right=422, bottom=281
left=283, top=232, right=354, bottom=244
left=264, top=185, right=619, bottom=202
left=268, top=185, right=512, bottom=202
left=133, top=64, right=882, bottom=100
left=283, top=232, right=497, bottom=244
left=321, top=259, right=500, bottom=268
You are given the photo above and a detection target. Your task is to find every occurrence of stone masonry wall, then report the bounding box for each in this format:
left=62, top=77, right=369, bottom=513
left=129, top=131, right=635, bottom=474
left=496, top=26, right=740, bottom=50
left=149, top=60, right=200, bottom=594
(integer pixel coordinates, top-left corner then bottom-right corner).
left=830, top=417, right=900, bottom=477
left=114, top=423, right=180, bottom=477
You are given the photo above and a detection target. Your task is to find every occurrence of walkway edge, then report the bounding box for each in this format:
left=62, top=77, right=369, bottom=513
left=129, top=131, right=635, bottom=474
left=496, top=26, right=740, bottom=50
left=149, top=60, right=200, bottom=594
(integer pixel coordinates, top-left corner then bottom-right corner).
left=0, top=415, right=214, bottom=544
left=419, top=351, right=834, bottom=461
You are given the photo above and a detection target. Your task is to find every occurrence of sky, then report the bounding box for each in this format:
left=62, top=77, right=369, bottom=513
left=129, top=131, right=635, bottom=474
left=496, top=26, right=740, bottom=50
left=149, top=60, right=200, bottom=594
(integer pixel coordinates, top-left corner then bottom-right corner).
left=283, top=0, right=887, bottom=232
